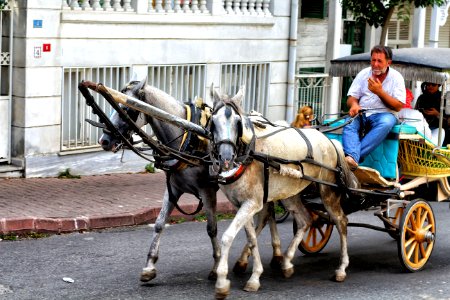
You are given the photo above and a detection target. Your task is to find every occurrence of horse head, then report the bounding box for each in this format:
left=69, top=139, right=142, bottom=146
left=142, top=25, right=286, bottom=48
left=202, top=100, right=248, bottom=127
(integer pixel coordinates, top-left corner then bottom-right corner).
left=99, top=77, right=149, bottom=152
left=210, top=86, right=253, bottom=171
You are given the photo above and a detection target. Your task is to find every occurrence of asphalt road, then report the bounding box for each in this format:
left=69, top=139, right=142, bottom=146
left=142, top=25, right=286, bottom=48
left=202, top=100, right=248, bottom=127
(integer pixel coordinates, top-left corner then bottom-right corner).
left=1, top=201, right=450, bottom=300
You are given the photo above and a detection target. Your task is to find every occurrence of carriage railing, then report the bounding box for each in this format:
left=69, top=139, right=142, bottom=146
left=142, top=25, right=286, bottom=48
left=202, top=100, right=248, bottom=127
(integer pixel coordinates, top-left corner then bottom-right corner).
left=295, top=72, right=330, bottom=124
left=62, top=0, right=272, bottom=16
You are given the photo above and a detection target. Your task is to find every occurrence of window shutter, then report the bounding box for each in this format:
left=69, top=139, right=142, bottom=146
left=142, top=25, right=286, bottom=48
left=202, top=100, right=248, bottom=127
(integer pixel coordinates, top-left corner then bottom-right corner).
left=301, top=0, right=326, bottom=19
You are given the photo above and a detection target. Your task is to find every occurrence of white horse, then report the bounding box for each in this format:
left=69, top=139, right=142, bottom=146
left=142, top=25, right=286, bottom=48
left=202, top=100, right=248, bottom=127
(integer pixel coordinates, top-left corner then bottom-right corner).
left=209, top=87, right=359, bottom=299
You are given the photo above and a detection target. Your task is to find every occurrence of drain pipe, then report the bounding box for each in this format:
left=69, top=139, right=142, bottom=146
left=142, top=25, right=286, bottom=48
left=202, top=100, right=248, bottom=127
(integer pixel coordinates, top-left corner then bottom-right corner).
left=285, top=0, right=299, bottom=123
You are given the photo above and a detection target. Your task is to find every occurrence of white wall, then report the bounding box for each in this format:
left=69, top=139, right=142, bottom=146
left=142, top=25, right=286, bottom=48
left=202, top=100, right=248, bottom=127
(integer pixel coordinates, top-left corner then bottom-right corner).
left=12, top=0, right=291, bottom=177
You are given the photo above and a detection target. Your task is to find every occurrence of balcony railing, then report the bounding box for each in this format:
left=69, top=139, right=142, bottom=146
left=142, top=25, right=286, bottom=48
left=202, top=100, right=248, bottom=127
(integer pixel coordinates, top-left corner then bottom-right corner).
left=62, top=0, right=272, bottom=16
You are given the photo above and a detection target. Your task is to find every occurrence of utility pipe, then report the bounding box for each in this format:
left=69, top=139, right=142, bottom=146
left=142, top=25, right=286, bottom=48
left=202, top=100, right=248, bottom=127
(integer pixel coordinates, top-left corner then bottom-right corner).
left=285, top=0, right=299, bottom=123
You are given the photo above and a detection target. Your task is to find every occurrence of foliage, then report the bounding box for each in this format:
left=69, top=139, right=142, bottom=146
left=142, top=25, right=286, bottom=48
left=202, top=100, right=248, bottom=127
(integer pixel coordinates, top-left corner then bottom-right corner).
left=0, top=0, right=7, bottom=10
left=1, top=232, right=49, bottom=241
left=145, top=163, right=155, bottom=173
left=216, top=212, right=235, bottom=221
left=193, top=213, right=207, bottom=222
left=274, top=203, right=286, bottom=215
left=57, top=168, right=81, bottom=179
left=169, top=217, right=186, bottom=224
left=341, top=0, right=446, bottom=44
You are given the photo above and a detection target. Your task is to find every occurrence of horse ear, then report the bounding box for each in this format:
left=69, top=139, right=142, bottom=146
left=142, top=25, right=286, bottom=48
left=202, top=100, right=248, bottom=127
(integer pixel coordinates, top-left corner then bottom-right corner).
left=134, top=76, right=147, bottom=92
left=232, top=85, right=245, bottom=107
left=212, top=89, right=222, bottom=108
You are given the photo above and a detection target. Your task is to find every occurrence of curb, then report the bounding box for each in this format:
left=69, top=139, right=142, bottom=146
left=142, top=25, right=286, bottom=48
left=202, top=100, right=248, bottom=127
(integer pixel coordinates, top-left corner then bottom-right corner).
left=0, top=201, right=236, bottom=235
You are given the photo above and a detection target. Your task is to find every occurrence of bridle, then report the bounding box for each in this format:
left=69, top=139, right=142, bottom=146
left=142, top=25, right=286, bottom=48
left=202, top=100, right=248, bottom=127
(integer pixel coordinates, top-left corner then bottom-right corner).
left=209, top=99, right=255, bottom=173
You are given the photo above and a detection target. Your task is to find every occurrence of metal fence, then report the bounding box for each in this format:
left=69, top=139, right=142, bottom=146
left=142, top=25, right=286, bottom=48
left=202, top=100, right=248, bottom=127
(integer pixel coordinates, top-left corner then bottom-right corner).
left=146, top=64, right=207, bottom=103
left=295, top=72, right=329, bottom=124
left=61, top=66, right=131, bottom=151
left=220, top=63, right=270, bottom=115
left=61, top=64, right=207, bottom=151
left=61, top=63, right=270, bottom=151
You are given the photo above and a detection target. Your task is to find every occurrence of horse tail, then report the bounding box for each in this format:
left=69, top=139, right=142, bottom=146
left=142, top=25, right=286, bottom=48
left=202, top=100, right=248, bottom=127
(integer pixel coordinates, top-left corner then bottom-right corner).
left=331, top=139, right=360, bottom=190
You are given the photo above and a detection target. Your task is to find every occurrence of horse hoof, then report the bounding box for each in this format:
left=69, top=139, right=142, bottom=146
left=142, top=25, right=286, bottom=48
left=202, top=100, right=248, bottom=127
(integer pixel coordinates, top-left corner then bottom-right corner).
left=270, top=255, right=283, bottom=270
left=208, top=270, right=217, bottom=281
left=232, top=261, right=248, bottom=275
left=140, top=268, right=156, bottom=282
left=215, top=281, right=230, bottom=299
left=334, top=272, right=346, bottom=282
left=243, top=281, right=260, bottom=292
left=215, top=290, right=229, bottom=300
left=282, top=267, right=295, bottom=278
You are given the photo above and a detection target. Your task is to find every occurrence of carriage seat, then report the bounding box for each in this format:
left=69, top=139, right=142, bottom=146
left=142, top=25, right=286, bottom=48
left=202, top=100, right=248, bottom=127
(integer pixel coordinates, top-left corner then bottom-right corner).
left=324, top=119, right=417, bottom=179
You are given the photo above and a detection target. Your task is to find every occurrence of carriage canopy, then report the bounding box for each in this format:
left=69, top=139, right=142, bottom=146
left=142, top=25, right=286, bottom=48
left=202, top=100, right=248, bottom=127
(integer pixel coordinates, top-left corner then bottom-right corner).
left=330, top=47, right=450, bottom=85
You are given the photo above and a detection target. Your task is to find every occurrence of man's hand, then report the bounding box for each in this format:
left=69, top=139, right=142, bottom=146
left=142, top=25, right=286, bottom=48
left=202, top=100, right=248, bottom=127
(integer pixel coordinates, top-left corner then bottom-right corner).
left=368, top=77, right=383, bottom=95
left=348, top=103, right=361, bottom=117
left=424, top=107, right=439, bottom=117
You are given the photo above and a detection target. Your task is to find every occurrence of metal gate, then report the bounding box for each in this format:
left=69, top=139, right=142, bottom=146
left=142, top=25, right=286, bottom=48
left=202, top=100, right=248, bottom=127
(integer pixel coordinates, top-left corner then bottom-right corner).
left=0, top=0, right=13, bottom=163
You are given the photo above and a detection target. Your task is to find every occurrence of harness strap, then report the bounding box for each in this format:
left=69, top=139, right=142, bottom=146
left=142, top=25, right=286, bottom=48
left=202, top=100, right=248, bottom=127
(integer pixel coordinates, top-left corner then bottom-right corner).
left=179, top=104, right=191, bottom=151
left=263, top=161, right=270, bottom=204
left=294, top=128, right=314, bottom=159
left=256, top=127, right=291, bottom=139
left=166, top=172, right=204, bottom=216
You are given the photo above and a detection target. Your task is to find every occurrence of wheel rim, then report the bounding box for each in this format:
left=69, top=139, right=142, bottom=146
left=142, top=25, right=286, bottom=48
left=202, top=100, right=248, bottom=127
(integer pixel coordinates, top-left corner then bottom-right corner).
left=399, top=200, right=435, bottom=271
left=299, top=211, right=333, bottom=254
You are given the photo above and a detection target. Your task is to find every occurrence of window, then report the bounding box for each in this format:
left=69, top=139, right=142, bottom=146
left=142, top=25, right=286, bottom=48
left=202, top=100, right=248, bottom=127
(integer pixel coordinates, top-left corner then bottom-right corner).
left=301, top=0, right=327, bottom=19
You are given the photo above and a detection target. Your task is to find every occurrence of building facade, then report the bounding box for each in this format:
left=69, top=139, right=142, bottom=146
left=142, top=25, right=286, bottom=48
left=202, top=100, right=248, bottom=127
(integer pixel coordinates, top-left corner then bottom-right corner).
left=1, top=0, right=449, bottom=178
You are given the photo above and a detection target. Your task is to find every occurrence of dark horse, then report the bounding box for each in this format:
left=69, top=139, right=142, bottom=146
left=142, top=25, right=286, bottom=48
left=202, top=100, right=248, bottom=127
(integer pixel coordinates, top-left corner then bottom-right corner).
left=98, top=77, right=283, bottom=283
left=99, top=78, right=221, bottom=282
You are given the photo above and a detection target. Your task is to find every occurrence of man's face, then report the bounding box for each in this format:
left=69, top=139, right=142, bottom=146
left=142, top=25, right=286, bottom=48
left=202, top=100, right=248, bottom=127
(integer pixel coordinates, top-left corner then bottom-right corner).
left=370, top=52, right=391, bottom=76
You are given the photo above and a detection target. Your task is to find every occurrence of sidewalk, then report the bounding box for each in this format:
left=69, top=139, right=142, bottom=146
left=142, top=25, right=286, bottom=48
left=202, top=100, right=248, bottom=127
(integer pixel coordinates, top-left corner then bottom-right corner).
left=0, top=171, right=234, bottom=235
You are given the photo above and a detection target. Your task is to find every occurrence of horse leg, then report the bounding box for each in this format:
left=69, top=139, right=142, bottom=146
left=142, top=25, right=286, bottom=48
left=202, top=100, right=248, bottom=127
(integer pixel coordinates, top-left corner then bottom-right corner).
left=279, top=196, right=312, bottom=278
left=215, top=199, right=262, bottom=299
left=233, top=202, right=282, bottom=274
left=140, top=188, right=178, bottom=282
left=321, top=186, right=349, bottom=282
left=267, top=203, right=283, bottom=270
left=200, top=189, right=221, bottom=281
left=242, top=217, right=265, bottom=292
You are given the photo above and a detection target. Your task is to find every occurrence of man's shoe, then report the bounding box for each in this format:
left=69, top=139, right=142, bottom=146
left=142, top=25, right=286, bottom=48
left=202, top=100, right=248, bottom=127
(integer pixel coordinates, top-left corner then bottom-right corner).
left=345, top=156, right=358, bottom=171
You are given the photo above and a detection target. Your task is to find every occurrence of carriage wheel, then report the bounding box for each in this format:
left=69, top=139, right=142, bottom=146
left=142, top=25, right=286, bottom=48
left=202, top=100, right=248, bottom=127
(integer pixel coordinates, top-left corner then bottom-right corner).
left=397, top=199, right=435, bottom=272
left=293, top=209, right=334, bottom=255
left=382, top=206, right=404, bottom=240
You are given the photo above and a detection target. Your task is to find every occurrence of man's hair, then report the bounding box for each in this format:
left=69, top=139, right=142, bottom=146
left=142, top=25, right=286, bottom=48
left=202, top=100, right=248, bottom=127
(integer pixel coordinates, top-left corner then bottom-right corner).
left=371, top=45, right=393, bottom=60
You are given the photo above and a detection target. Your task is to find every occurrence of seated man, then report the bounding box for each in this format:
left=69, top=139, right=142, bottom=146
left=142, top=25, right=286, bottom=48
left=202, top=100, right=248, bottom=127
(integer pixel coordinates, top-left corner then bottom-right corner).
left=343, top=45, right=406, bottom=170
left=415, top=82, right=448, bottom=146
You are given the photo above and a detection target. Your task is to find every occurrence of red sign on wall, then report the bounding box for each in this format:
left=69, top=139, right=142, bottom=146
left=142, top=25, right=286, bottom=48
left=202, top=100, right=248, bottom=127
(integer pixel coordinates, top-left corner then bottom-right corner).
left=43, top=44, right=51, bottom=52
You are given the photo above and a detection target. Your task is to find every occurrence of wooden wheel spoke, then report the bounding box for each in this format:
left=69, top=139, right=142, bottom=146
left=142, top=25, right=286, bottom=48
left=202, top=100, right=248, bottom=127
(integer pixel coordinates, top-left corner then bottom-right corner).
left=409, top=214, right=417, bottom=231
left=312, top=228, right=317, bottom=245
left=405, top=236, right=416, bottom=248
left=305, top=229, right=313, bottom=245
left=406, top=241, right=418, bottom=260
left=419, top=242, right=427, bottom=258
left=317, top=226, right=325, bottom=239
left=423, top=224, right=433, bottom=232
left=405, top=226, right=415, bottom=236
left=414, top=242, right=420, bottom=263
left=419, top=209, right=429, bottom=228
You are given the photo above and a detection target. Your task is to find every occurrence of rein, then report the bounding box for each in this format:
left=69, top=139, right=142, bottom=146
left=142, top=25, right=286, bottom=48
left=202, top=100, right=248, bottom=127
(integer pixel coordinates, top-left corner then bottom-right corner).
left=79, top=81, right=213, bottom=216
